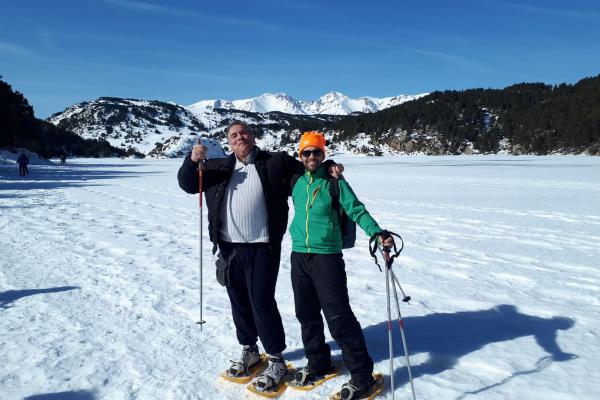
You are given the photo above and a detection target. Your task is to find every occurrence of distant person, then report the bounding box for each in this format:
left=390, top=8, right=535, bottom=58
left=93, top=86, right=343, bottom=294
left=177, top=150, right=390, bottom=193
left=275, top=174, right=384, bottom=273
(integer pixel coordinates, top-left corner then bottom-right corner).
left=177, top=122, right=344, bottom=393
left=60, top=153, right=67, bottom=165
left=288, top=131, right=395, bottom=399
left=17, top=152, right=29, bottom=176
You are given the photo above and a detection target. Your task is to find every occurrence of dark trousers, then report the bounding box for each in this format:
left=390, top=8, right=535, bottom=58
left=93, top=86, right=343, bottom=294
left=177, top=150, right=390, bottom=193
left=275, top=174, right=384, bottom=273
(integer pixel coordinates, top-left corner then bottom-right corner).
left=219, top=241, right=286, bottom=355
left=291, top=252, right=373, bottom=383
left=19, top=165, right=28, bottom=176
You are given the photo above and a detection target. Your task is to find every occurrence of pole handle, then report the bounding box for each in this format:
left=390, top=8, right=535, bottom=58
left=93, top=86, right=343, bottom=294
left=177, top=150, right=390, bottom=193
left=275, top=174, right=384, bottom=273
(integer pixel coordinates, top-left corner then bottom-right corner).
left=369, top=231, right=404, bottom=270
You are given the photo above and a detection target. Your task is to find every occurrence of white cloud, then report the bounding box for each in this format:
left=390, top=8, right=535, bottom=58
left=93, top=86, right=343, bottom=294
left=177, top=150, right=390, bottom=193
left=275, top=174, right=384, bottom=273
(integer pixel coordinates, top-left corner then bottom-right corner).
left=0, top=40, right=33, bottom=56
left=104, top=0, right=279, bottom=30
left=486, top=1, right=600, bottom=20
left=403, top=46, right=485, bottom=72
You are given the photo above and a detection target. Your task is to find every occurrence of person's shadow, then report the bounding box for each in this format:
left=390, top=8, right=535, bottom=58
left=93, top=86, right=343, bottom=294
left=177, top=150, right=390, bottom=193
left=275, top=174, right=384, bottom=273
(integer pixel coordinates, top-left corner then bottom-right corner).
left=285, top=304, right=576, bottom=396
left=24, top=390, right=95, bottom=400
left=0, top=286, right=80, bottom=310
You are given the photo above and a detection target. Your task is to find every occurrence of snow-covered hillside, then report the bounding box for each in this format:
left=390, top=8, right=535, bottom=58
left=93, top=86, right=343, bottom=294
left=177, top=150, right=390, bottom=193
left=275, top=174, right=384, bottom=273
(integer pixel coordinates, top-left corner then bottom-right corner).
left=48, top=97, right=210, bottom=156
left=1, top=155, right=598, bottom=400
left=187, top=91, right=427, bottom=116
left=44, top=94, right=451, bottom=160
left=44, top=88, right=595, bottom=161
left=46, top=97, right=341, bottom=158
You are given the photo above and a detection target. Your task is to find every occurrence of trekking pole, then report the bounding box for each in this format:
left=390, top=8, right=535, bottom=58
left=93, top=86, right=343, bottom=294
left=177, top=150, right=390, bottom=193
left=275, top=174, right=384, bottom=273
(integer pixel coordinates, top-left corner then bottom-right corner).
left=389, top=266, right=416, bottom=400
left=196, top=159, right=206, bottom=329
left=383, top=248, right=396, bottom=400
left=370, top=231, right=416, bottom=400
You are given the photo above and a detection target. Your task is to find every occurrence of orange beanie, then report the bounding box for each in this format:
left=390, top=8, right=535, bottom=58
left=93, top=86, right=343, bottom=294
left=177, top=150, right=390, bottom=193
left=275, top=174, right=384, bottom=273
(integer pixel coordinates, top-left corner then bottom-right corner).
left=298, top=131, right=326, bottom=156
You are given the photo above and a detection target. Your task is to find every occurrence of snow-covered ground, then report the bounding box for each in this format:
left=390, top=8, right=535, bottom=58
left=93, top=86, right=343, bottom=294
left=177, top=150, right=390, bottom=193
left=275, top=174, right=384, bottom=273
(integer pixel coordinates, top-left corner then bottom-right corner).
left=1, top=155, right=599, bottom=400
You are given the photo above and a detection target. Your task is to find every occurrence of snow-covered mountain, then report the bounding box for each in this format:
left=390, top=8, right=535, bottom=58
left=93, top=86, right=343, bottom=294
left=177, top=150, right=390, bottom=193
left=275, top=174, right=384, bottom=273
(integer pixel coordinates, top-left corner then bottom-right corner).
left=189, top=93, right=306, bottom=115
left=52, top=90, right=493, bottom=159
left=45, top=92, right=481, bottom=159
left=47, top=97, right=341, bottom=158
left=48, top=97, right=201, bottom=154
left=46, top=89, right=431, bottom=158
left=187, top=91, right=427, bottom=116
left=48, top=97, right=225, bottom=158
left=302, top=92, right=425, bottom=115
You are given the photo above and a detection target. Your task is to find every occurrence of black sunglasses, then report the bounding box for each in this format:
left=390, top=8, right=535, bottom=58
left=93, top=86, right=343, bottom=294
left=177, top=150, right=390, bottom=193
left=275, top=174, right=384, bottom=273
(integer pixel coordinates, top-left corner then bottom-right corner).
left=301, top=149, right=323, bottom=158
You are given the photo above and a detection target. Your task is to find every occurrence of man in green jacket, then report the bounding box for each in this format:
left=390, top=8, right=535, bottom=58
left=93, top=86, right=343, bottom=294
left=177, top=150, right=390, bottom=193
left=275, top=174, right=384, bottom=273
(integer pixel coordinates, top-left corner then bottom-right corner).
left=288, top=131, right=394, bottom=400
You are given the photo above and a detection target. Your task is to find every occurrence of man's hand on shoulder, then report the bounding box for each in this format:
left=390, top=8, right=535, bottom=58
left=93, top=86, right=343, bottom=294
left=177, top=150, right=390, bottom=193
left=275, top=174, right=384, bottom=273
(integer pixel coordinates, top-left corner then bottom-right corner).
left=326, top=162, right=344, bottom=179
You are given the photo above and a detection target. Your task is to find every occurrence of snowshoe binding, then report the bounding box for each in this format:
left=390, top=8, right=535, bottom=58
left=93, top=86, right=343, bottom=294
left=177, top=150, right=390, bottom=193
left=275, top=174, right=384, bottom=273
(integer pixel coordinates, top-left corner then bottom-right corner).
left=247, top=356, right=291, bottom=398
left=220, top=345, right=267, bottom=384
left=287, top=365, right=339, bottom=390
left=330, top=372, right=384, bottom=400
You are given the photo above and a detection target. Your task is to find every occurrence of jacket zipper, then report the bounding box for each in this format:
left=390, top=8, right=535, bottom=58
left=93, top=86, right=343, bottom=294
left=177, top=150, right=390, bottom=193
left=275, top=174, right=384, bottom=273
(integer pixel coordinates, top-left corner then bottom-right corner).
left=305, top=173, right=313, bottom=251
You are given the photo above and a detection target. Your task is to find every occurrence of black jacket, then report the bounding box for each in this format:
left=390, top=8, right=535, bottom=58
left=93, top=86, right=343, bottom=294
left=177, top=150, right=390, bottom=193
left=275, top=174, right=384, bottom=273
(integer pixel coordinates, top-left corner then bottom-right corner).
left=177, top=148, right=304, bottom=251
left=17, top=154, right=29, bottom=166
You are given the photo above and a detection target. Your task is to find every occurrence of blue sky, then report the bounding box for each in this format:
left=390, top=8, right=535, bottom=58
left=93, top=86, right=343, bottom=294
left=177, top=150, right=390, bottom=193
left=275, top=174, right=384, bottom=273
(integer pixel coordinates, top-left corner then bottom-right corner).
left=1, top=0, right=599, bottom=119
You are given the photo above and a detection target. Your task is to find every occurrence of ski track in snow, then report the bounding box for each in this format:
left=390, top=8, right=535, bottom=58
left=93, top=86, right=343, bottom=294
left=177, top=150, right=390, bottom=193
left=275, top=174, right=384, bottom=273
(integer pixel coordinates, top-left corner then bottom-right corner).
left=1, top=155, right=599, bottom=400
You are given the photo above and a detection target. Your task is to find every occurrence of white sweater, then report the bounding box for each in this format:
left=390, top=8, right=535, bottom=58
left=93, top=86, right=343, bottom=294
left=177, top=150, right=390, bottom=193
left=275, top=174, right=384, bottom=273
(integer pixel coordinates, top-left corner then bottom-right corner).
left=218, top=158, right=269, bottom=243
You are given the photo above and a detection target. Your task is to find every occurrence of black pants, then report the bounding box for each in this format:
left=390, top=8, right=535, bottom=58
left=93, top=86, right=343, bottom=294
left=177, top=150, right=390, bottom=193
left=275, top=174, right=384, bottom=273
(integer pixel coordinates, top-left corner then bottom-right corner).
left=219, top=242, right=286, bottom=355
left=291, top=252, right=373, bottom=384
left=19, top=165, right=28, bottom=176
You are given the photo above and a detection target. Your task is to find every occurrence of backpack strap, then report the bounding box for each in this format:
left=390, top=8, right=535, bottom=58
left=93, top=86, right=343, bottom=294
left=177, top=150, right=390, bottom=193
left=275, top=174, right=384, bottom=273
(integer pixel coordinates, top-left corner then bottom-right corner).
left=328, top=176, right=341, bottom=217
left=329, top=176, right=357, bottom=249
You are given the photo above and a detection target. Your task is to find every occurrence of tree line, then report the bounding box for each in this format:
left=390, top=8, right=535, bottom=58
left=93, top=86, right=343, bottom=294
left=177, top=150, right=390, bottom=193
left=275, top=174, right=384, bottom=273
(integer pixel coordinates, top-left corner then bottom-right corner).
left=1, top=77, right=127, bottom=158
left=328, top=74, right=600, bottom=154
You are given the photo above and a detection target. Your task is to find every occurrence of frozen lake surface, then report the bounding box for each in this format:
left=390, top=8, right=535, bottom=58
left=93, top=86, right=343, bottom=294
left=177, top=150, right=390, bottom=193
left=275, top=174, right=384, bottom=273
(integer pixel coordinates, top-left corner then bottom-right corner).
left=1, top=155, right=599, bottom=399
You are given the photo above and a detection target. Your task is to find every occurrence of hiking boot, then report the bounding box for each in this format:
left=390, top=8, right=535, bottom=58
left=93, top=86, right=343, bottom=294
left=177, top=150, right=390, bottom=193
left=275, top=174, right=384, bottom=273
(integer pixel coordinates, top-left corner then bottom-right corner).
left=293, top=365, right=334, bottom=386
left=227, top=344, right=260, bottom=377
left=339, top=376, right=374, bottom=400
left=254, top=356, right=286, bottom=391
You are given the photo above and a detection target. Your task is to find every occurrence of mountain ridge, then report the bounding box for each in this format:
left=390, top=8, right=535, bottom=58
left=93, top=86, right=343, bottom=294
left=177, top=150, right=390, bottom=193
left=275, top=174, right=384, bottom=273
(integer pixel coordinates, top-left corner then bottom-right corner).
left=45, top=75, right=600, bottom=158
left=8, top=75, right=597, bottom=158
left=187, top=91, right=427, bottom=116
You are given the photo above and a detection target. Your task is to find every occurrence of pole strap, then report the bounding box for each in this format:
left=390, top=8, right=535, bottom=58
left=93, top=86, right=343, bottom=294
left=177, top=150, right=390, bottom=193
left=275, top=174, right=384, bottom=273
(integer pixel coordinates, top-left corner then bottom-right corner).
left=369, top=230, right=404, bottom=271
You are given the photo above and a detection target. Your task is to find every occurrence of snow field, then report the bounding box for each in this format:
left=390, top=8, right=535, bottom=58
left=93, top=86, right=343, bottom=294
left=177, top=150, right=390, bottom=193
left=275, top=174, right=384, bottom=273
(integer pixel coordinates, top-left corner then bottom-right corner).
left=1, top=155, right=599, bottom=399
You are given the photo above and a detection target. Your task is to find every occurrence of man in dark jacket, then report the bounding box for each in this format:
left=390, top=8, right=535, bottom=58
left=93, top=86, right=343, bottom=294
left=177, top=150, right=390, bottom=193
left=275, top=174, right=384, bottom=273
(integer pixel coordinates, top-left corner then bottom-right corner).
left=17, top=152, right=29, bottom=176
left=177, top=121, right=342, bottom=392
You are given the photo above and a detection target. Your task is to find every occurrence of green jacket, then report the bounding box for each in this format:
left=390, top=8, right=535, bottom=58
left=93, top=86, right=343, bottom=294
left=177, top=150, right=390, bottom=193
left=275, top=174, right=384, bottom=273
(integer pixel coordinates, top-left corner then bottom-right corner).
left=289, top=166, right=382, bottom=254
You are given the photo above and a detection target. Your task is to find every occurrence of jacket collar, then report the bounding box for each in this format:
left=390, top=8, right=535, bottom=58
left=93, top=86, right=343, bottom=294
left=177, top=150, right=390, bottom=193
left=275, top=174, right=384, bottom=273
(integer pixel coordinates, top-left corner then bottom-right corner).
left=235, top=145, right=260, bottom=165
left=220, top=145, right=262, bottom=170
left=306, top=165, right=327, bottom=179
